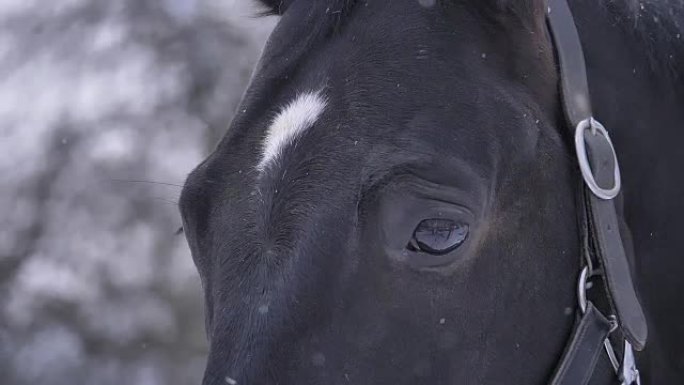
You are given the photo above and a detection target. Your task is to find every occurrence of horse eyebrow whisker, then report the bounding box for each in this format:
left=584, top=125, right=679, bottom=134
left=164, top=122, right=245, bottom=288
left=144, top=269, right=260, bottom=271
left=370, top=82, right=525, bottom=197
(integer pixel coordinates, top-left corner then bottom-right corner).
left=150, top=197, right=180, bottom=206
left=107, top=178, right=185, bottom=188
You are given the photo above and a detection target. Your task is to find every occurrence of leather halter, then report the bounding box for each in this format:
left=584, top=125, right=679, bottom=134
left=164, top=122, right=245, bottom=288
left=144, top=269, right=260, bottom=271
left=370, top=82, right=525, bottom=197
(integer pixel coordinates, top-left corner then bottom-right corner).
left=545, top=1, right=648, bottom=384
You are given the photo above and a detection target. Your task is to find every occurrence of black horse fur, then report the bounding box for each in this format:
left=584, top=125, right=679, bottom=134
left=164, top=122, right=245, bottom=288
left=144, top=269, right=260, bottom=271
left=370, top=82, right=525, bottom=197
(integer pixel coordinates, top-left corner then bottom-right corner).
left=179, top=0, right=684, bottom=383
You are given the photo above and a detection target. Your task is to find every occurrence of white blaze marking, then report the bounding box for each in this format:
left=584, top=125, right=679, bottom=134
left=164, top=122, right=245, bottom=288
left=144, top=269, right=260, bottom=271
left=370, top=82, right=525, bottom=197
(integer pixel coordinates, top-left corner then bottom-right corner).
left=257, top=91, right=326, bottom=171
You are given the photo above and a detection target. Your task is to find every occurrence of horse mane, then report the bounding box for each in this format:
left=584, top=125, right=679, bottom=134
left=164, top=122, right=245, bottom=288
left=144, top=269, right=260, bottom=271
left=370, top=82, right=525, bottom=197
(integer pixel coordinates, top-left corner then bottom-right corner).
left=599, top=0, right=684, bottom=84
left=255, top=0, right=357, bottom=17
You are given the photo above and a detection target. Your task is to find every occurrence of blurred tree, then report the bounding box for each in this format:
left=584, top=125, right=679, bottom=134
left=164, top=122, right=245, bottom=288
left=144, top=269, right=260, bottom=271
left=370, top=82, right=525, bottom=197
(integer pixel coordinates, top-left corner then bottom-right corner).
left=0, top=1, right=275, bottom=384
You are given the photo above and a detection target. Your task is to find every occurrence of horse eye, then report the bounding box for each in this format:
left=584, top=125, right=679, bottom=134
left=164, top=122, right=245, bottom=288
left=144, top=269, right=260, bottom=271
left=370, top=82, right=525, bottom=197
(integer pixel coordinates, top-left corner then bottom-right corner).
left=407, top=219, right=469, bottom=255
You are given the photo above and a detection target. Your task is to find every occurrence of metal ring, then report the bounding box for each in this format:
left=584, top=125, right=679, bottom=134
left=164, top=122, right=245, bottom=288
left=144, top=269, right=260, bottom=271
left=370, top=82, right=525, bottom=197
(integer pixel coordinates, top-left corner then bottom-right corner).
left=577, top=266, right=589, bottom=314
left=574, top=118, right=622, bottom=200
left=620, top=341, right=641, bottom=385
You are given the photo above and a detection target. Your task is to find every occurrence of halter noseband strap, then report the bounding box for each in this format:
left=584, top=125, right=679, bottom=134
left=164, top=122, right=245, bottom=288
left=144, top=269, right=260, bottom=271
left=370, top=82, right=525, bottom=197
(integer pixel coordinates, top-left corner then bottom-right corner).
left=545, top=0, right=648, bottom=384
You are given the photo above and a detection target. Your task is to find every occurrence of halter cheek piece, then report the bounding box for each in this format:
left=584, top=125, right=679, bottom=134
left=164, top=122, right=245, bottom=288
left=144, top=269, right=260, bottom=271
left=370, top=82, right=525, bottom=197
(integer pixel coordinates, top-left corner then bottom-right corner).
left=546, top=1, right=648, bottom=384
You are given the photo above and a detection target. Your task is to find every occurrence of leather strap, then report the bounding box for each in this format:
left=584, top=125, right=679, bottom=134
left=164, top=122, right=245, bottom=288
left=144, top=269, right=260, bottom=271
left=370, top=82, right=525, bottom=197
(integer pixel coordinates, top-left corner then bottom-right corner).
left=546, top=0, right=647, bottom=350
left=546, top=0, right=591, bottom=125
left=550, top=303, right=614, bottom=385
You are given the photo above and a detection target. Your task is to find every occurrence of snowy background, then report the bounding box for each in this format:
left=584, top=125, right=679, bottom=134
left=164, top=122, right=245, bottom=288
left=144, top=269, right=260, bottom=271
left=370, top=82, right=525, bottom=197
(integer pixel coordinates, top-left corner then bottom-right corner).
left=0, top=1, right=275, bottom=384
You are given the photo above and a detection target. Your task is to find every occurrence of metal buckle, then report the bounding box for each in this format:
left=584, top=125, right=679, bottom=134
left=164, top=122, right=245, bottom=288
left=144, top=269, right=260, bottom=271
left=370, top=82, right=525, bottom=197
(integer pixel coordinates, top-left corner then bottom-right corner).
left=620, top=341, right=642, bottom=385
left=577, top=266, right=623, bottom=376
left=574, top=118, right=622, bottom=200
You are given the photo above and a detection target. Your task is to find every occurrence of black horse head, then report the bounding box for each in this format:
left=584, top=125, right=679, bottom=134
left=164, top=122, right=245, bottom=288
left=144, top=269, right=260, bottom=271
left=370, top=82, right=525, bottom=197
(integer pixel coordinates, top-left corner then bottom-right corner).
left=180, top=0, right=684, bottom=384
